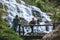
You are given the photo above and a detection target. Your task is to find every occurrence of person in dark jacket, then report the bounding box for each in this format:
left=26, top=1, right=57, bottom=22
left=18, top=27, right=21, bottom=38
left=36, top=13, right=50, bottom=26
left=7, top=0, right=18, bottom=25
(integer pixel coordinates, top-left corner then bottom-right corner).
left=13, top=15, right=20, bottom=32
left=29, top=18, right=35, bottom=33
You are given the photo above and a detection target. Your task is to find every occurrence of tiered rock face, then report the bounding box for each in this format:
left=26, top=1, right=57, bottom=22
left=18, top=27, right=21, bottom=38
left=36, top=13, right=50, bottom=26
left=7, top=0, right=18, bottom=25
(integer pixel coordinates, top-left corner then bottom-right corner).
left=43, top=25, right=60, bottom=40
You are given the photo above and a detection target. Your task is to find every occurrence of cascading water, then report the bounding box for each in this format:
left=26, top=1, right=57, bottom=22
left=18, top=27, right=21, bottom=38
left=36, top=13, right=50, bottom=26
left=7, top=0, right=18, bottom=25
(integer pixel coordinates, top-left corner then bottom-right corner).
left=0, top=0, right=53, bottom=35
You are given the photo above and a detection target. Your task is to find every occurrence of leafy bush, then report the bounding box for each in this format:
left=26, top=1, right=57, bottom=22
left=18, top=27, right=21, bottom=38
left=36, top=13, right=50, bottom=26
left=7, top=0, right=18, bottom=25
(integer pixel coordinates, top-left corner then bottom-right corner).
left=0, top=28, right=23, bottom=40
left=0, top=20, right=23, bottom=40
left=0, top=6, right=23, bottom=40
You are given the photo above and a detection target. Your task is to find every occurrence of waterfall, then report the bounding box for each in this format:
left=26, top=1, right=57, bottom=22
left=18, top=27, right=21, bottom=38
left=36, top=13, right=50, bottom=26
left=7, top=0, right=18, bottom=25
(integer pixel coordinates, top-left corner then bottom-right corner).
left=0, top=0, right=53, bottom=35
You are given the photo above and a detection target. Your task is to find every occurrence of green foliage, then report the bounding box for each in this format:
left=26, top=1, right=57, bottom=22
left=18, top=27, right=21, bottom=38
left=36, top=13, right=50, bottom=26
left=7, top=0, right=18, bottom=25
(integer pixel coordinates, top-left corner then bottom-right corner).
left=4, top=5, right=8, bottom=11
left=0, top=9, right=7, bottom=26
left=20, top=18, right=25, bottom=25
left=0, top=28, right=23, bottom=40
left=0, top=3, right=8, bottom=11
left=0, top=17, right=23, bottom=40
left=0, top=5, right=23, bottom=40
left=16, top=0, right=20, bottom=3
left=41, top=4, right=54, bottom=12
left=36, top=0, right=43, bottom=3
left=24, top=0, right=36, bottom=5
left=0, top=3, right=3, bottom=9
left=55, top=12, right=60, bottom=23
left=0, top=19, right=23, bottom=40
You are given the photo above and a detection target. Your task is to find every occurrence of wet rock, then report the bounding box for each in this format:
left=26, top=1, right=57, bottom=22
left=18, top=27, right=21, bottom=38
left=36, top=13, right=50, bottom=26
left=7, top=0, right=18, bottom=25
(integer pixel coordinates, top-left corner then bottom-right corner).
left=43, top=25, right=60, bottom=40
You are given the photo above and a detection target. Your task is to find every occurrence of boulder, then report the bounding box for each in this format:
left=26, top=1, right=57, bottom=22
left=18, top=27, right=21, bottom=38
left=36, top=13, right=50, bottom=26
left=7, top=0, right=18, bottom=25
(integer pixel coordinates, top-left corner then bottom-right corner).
left=43, top=25, right=60, bottom=40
